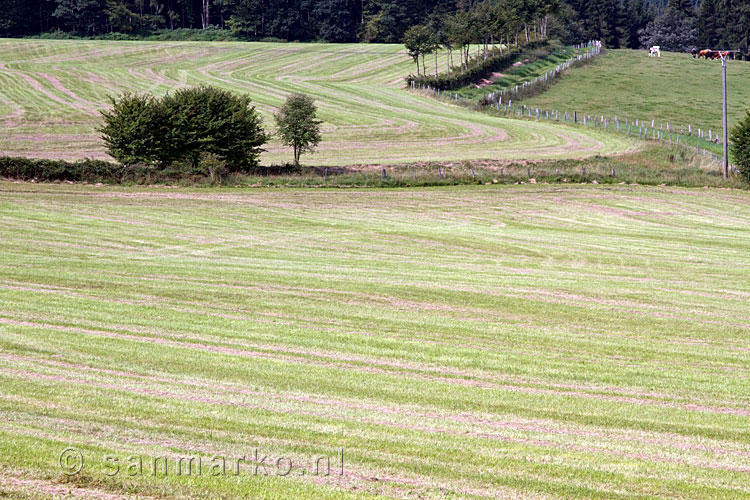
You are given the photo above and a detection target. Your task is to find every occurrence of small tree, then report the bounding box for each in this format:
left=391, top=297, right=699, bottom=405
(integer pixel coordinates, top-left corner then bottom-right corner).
left=274, top=94, right=322, bottom=167
left=730, top=111, right=750, bottom=181
left=403, top=24, right=432, bottom=76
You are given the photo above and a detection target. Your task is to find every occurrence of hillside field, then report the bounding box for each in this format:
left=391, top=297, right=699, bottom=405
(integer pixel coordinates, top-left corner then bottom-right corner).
left=1, top=184, right=750, bottom=499
left=0, top=39, right=636, bottom=165
left=524, top=49, right=750, bottom=136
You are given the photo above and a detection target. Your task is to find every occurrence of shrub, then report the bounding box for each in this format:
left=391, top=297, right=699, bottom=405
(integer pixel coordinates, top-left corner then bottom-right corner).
left=100, top=86, right=267, bottom=172
left=163, top=86, right=267, bottom=171
left=730, top=110, right=750, bottom=181
left=198, top=152, right=228, bottom=185
left=99, top=93, right=171, bottom=167
left=35, top=29, right=75, bottom=39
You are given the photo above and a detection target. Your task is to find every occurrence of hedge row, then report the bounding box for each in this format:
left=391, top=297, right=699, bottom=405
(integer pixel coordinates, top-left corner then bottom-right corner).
left=0, top=157, right=126, bottom=182
left=31, top=28, right=285, bottom=42
left=405, top=40, right=550, bottom=91
left=0, top=156, right=299, bottom=183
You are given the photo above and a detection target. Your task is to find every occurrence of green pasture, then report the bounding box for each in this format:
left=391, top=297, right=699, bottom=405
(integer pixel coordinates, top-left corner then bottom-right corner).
left=0, top=184, right=749, bottom=499
left=525, top=49, right=750, bottom=137
left=0, top=39, right=635, bottom=165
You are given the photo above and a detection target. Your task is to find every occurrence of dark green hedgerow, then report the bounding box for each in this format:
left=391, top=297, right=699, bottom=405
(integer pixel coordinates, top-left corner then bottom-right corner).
left=1, top=144, right=747, bottom=188
left=405, top=41, right=550, bottom=91
left=406, top=50, right=519, bottom=91
left=0, top=157, right=124, bottom=182
left=0, top=157, right=302, bottom=184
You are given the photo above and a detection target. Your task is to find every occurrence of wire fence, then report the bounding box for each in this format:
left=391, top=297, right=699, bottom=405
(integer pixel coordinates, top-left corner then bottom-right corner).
left=413, top=41, right=738, bottom=172
left=483, top=41, right=602, bottom=104
left=409, top=41, right=738, bottom=174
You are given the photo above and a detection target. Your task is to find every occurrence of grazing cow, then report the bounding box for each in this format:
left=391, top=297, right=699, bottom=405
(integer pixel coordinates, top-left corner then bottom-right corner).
left=649, top=46, right=661, bottom=57
left=692, top=48, right=733, bottom=60
left=712, top=50, right=732, bottom=60
left=691, top=48, right=715, bottom=59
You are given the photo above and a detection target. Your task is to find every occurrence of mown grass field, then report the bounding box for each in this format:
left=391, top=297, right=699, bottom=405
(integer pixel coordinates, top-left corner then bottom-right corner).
left=524, top=49, right=750, bottom=136
left=1, top=183, right=749, bottom=499
left=0, top=39, right=636, bottom=165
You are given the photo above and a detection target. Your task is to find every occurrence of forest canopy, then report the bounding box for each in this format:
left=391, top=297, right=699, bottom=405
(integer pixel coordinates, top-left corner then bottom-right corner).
left=1, top=0, right=748, bottom=57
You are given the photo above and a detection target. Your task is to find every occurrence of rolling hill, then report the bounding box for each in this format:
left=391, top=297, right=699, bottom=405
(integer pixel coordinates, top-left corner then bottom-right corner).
left=0, top=39, right=635, bottom=165
left=524, top=49, right=750, bottom=137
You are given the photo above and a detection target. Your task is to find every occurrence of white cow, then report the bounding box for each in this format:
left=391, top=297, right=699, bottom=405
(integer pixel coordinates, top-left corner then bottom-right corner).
left=649, top=46, right=661, bottom=57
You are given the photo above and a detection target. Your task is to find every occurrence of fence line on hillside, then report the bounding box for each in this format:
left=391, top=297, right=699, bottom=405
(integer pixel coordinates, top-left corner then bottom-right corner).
left=424, top=89, right=734, bottom=172
left=483, top=41, right=602, bottom=104
left=409, top=42, right=736, bottom=174
left=411, top=41, right=602, bottom=105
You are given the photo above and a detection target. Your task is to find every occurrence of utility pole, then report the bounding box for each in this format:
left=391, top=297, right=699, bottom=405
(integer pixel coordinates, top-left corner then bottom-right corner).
left=721, top=52, right=729, bottom=179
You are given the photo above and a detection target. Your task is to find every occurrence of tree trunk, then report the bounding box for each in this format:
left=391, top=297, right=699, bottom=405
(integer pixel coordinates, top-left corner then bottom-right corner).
left=435, top=51, right=438, bottom=78
left=202, top=0, right=210, bottom=29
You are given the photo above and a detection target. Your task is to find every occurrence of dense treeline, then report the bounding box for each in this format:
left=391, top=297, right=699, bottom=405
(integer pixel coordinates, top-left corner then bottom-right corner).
left=0, top=0, right=749, bottom=56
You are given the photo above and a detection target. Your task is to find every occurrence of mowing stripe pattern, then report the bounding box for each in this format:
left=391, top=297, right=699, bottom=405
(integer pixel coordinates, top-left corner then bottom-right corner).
left=0, top=40, right=636, bottom=165
left=0, top=184, right=749, bottom=498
